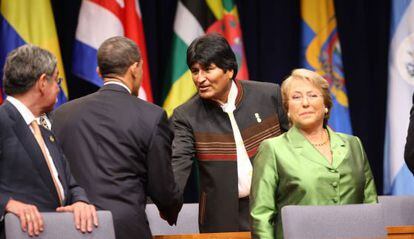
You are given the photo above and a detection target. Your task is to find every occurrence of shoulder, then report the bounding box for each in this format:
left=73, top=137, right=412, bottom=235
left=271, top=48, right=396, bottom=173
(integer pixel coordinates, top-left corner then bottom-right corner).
left=0, top=102, right=15, bottom=124
left=53, top=93, right=94, bottom=114
left=240, top=80, right=280, bottom=92
left=259, top=132, right=289, bottom=149
left=334, top=132, right=361, bottom=144
left=173, top=95, right=203, bottom=116
left=136, top=98, right=165, bottom=118
left=239, top=80, right=281, bottom=105
left=332, top=131, right=365, bottom=153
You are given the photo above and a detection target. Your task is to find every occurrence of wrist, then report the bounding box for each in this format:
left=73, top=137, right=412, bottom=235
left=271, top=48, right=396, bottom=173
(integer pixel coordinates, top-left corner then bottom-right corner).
left=5, top=198, right=15, bottom=212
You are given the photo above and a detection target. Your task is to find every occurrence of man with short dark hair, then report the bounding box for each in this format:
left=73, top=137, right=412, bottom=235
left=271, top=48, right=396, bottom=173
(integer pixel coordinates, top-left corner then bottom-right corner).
left=52, top=36, right=182, bottom=239
left=0, top=44, right=97, bottom=238
left=171, top=33, right=289, bottom=233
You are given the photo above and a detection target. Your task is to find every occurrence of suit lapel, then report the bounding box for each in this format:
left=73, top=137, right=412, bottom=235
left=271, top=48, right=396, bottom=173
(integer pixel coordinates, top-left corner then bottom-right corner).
left=287, top=125, right=331, bottom=168
left=328, top=127, right=348, bottom=169
left=5, top=102, right=61, bottom=204
left=41, top=127, right=68, bottom=195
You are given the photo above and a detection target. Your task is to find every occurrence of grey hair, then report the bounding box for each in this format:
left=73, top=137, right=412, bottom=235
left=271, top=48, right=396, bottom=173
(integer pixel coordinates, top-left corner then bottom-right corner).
left=3, top=44, right=57, bottom=95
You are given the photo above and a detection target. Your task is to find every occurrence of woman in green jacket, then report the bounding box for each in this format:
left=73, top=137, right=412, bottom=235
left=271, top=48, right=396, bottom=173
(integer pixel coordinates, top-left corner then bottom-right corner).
left=250, top=69, right=378, bottom=239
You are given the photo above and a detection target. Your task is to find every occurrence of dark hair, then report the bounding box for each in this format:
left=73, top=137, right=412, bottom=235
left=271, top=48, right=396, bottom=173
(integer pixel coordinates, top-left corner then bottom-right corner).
left=3, top=45, right=57, bottom=95
left=97, top=36, right=141, bottom=77
left=186, top=33, right=238, bottom=80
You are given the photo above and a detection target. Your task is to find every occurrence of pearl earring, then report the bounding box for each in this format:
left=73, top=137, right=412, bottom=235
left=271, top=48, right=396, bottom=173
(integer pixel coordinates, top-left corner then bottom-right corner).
left=325, top=108, right=328, bottom=114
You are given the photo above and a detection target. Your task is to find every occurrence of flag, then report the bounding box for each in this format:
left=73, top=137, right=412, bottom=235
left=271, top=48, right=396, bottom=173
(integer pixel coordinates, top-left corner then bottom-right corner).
left=0, top=0, right=68, bottom=106
left=162, top=0, right=249, bottom=116
left=300, top=0, right=352, bottom=134
left=384, top=0, right=414, bottom=195
left=73, top=0, right=153, bottom=102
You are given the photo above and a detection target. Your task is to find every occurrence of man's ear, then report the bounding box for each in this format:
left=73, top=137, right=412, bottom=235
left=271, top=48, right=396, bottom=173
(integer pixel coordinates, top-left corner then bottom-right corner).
left=133, top=60, right=143, bottom=71
left=37, top=73, right=48, bottom=93
left=226, top=69, right=234, bottom=80
left=129, top=61, right=141, bottom=76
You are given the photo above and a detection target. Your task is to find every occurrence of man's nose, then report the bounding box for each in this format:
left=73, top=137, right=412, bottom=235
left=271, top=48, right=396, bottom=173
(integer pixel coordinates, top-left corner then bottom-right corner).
left=196, top=70, right=207, bottom=82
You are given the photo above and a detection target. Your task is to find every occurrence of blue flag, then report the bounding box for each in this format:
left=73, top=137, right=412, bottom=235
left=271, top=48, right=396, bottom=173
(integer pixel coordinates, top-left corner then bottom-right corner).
left=384, top=0, right=414, bottom=195
left=300, top=0, right=352, bottom=134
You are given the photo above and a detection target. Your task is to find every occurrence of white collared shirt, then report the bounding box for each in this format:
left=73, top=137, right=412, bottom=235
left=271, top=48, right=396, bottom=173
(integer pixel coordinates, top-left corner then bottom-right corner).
left=7, top=96, right=65, bottom=201
left=104, top=81, right=131, bottom=94
left=220, top=81, right=238, bottom=113
left=220, top=82, right=253, bottom=198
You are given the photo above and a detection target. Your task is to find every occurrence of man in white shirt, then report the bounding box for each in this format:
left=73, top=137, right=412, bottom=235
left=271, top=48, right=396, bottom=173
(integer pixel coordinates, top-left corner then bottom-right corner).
left=0, top=44, right=97, bottom=238
left=171, top=34, right=289, bottom=233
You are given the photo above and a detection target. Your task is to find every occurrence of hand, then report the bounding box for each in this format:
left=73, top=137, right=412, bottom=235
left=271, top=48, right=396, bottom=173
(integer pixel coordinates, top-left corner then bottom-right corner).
left=159, top=212, right=175, bottom=226
left=56, top=202, right=98, bottom=233
left=159, top=212, right=166, bottom=221
left=5, top=199, right=44, bottom=236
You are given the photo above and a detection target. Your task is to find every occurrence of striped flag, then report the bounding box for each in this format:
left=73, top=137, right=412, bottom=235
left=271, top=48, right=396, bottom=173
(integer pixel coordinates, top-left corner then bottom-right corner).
left=0, top=0, right=68, bottom=106
left=73, top=0, right=153, bottom=102
left=300, top=0, right=352, bottom=134
left=163, top=0, right=249, bottom=116
left=384, top=0, right=414, bottom=195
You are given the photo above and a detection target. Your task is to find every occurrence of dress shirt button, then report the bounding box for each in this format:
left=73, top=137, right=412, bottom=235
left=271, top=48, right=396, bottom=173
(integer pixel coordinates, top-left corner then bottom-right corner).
left=332, top=198, right=338, bottom=203
left=332, top=182, right=338, bottom=188
left=328, top=168, right=337, bottom=173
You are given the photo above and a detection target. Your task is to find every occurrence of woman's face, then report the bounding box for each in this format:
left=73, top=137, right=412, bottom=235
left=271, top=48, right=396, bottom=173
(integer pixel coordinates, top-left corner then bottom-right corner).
left=287, top=79, right=326, bottom=130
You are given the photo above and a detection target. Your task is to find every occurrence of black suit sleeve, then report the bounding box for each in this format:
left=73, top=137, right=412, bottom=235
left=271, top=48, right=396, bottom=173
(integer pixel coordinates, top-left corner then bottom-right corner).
left=405, top=102, right=414, bottom=174
left=0, top=121, right=10, bottom=216
left=61, top=153, right=90, bottom=205
left=147, top=111, right=182, bottom=225
left=170, top=108, right=196, bottom=196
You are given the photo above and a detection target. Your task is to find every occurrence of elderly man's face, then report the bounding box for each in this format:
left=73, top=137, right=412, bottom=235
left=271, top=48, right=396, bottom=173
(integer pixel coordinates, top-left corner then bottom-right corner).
left=43, top=69, right=61, bottom=113
left=190, top=63, right=233, bottom=104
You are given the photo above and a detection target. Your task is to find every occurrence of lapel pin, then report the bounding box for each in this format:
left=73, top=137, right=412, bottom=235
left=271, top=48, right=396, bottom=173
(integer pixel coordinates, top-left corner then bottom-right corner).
left=255, top=113, right=262, bottom=123
left=49, top=135, right=55, bottom=143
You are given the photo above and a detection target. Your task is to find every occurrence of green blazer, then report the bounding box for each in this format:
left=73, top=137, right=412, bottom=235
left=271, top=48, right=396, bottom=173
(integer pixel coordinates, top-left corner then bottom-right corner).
left=250, top=126, right=377, bottom=239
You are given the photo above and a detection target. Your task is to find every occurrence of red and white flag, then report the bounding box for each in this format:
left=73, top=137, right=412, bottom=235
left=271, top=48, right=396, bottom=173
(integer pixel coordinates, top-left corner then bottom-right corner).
left=73, top=0, right=153, bottom=101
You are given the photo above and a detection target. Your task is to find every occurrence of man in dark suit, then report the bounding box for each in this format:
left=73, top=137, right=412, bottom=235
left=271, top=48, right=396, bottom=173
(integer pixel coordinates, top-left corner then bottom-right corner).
left=52, top=36, right=182, bottom=239
left=0, top=45, right=97, bottom=238
left=171, top=34, right=289, bottom=233
left=405, top=94, right=414, bottom=173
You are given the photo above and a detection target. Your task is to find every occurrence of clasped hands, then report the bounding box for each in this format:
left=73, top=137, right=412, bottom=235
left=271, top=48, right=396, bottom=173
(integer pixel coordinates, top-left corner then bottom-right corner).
left=5, top=199, right=98, bottom=237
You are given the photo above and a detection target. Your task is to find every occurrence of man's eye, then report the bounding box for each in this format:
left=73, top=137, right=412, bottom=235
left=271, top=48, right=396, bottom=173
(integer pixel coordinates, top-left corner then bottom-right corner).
left=292, top=95, right=301, bottom=100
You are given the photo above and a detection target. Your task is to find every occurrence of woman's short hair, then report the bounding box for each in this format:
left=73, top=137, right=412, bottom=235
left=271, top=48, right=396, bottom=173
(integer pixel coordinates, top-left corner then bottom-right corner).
left=186, top=33, right=238, bottom=80
left=281, top=68, right=333, bottom=126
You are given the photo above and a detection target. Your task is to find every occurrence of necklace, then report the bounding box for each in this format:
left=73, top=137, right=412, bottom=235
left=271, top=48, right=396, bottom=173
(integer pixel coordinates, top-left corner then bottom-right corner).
left=310, top=130, right=329, bottom=147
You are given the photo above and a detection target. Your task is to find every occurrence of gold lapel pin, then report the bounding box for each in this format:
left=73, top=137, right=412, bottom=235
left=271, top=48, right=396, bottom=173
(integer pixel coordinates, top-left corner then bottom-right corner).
left=49, top=135, right=55, bottom=143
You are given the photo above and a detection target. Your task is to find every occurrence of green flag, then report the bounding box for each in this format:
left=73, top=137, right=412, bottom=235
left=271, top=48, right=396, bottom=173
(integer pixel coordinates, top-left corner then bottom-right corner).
left=163, top=0, right=249, bottom=116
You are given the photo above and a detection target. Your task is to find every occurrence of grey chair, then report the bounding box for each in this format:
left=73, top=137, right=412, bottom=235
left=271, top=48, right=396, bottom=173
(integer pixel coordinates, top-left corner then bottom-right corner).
left=146, top=203, right=199, bottom=235
left=379, top=195, right=414, bottom=226
left=281, top=204, right=386, bottom=239
left=5, top=211, right=115, bottom=239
